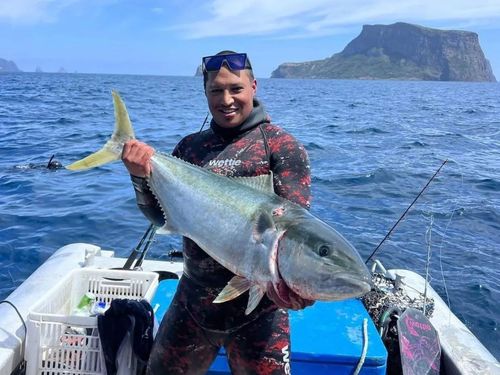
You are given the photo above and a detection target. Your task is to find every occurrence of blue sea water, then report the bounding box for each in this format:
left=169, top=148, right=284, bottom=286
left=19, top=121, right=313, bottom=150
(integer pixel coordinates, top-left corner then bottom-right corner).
left=0, top=73, right=499, bottom=359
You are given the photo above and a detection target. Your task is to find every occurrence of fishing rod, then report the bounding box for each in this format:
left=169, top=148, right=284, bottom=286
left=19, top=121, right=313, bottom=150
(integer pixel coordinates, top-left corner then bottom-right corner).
left=123, top=223, right=155, bottom=269
left=134, top=225, right=158, bottom=269
left=365, top=159, right=448, bottom=265
left=198, top=112, right=210, bottom=133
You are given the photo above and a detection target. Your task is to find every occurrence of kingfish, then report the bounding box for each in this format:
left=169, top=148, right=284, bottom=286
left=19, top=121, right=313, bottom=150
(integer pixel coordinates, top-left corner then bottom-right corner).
left=67, top=92, right=372, bottom=314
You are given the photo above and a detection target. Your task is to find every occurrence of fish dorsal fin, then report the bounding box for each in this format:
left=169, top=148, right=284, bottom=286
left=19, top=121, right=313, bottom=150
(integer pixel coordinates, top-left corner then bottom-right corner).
left=213, top=276, right=251, bottom=303
left=231, top=172, right=274, bottom=193
left=245, top=285, right=265, bottom=315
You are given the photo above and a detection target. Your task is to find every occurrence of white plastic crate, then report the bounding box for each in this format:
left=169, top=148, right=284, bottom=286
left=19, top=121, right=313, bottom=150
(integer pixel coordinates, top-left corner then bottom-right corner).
left=25, top=268, right=159, bottom=375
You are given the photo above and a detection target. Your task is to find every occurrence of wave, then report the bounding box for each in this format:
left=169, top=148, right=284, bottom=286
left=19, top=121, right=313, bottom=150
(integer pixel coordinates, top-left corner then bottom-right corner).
left=313, top=168, right=397, bottom=186
left=41, top=117, right=78, bottom=125
left=470, top=178, right=500, bottom=192
left=345, top=127, right=389, bottom=135
left=305, top=142, right=324, bottom=150
left=399, top=140, right=428, bottom=149
left=463, top=109, right=480, bottom=114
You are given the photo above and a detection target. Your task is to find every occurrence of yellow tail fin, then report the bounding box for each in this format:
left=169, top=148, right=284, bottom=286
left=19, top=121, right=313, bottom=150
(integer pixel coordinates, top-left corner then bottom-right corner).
left=66, top=91, right=135, bottom=171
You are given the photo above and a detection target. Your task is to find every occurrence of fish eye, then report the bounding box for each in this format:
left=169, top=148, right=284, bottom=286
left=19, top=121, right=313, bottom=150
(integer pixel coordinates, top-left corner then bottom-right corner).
left=318, top=245, right=330, bottom=257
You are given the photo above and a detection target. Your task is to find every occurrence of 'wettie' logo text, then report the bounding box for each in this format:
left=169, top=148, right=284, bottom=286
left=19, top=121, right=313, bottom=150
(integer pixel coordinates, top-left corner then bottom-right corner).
left=282, top=345, right=290, bottom=375
left=208, top=159, right=242, bottom=168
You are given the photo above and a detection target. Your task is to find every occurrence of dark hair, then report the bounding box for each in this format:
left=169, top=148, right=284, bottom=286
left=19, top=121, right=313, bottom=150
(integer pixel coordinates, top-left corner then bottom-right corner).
left=203, top=50, right=254, bottom=88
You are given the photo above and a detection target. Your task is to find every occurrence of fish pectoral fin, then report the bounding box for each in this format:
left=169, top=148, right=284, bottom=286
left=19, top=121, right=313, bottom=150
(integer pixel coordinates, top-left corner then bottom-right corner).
left=245, top=285, right=266, bottom=315
left=230, top=172, right=274, bottom=193
left=253, top=211, right=275, bottom=243
left=213, top=276, right=251, bottom=303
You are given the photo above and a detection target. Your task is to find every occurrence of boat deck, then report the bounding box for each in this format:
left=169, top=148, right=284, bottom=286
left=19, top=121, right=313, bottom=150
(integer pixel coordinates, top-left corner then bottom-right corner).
left=1, top=244, right=499, bottom=375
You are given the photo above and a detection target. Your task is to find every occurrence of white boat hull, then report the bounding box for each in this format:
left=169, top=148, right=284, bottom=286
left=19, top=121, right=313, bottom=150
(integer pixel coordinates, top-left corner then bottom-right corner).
left=391, top=269, right=500, bottom=375
left=0, top=244, right=498, bottom=375
left=0, top=243, right=181, bottom=375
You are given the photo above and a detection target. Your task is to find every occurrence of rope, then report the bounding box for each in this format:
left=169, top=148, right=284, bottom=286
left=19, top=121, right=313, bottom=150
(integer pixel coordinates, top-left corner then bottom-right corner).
left=0, top=300, right=27, bottom=370
left=353, top=318, right=369, bottom=375
left=423, top=214, right=434, bottom=315
left=0, top=300, right=26, bottom=335
left=437, top=158, right=463, bottom=317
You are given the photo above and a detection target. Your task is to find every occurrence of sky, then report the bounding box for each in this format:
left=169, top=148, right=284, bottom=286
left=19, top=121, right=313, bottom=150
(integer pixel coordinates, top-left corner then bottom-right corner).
left=1, top=0, right=500, bottom=78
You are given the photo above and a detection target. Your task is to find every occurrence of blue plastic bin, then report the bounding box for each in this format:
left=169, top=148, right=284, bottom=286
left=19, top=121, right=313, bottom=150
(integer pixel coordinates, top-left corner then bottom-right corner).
left=151, top=279, right=387, bottom=374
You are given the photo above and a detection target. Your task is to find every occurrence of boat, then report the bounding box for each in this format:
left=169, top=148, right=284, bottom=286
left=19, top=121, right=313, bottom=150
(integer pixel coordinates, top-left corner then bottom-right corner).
left=0, top=243, right=499, bottom=375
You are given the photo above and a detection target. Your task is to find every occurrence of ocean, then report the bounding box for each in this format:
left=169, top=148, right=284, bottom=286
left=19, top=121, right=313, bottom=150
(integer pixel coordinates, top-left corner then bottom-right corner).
left=0, top=73, right=499, bottom=359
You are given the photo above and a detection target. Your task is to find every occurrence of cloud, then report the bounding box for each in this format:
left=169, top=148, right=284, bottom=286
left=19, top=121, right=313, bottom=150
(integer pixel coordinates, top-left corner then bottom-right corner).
left=151, top=7, right=164, bottom=15
left=0, top=0, right=79, bottom=23
left=170, top=0, right=500, bottom=39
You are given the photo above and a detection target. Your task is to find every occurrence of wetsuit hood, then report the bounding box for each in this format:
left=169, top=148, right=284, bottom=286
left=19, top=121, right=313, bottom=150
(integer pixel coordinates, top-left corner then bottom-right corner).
left=210, top=98, right=270, bottom=138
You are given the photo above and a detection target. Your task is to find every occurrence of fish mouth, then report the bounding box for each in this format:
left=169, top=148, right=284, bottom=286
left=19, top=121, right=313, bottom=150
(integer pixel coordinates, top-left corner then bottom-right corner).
left=274, top=268, right=371, bottom=304
left=334, top=272, right=372, bottom=295
left=311, top=271, right=372, bottom=300
left=321, top=261, right=372, bottom=286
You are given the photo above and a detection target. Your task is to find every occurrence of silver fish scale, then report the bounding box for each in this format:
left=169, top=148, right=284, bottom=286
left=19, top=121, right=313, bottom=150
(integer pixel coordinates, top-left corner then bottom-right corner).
left=147, top=152, right=283, bottom=285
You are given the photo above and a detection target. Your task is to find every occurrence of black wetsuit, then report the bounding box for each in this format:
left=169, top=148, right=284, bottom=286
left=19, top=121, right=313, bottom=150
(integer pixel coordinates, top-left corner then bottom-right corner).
left=134, top=99, right=311, bottom=375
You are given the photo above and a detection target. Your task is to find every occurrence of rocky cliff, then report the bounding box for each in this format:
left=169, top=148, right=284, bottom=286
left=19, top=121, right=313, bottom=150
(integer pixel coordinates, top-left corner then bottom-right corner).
left=0, top=58, right=21, bottom=72
left=271, top=23, right=496, bottom=82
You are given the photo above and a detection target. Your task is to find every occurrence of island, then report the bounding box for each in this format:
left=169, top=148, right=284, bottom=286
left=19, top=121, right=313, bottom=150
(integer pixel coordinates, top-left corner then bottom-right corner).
left=271, top=22, right=496, bottom=82
left=0, top=58, right=21, bottom=73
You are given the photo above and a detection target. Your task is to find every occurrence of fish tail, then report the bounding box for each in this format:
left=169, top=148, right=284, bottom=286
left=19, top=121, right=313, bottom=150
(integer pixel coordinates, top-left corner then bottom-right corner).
left=66, top=91, right=135, bottom=171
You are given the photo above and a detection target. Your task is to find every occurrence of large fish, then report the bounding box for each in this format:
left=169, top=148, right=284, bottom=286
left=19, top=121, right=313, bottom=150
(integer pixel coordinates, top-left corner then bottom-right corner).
left=67, top=92, right=372, bottom=314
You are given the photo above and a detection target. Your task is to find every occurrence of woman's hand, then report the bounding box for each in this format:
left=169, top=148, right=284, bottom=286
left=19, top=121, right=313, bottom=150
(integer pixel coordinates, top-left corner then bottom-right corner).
left=122, top=140, right=155, bottom=177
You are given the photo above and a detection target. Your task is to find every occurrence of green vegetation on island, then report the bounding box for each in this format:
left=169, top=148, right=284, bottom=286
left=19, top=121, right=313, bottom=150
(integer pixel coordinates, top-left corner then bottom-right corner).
left=271, top=22, right=496, bottom=82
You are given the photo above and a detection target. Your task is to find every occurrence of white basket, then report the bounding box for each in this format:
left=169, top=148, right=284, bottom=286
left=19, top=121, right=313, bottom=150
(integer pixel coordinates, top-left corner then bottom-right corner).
left=25, top=268, right=159, bottom=375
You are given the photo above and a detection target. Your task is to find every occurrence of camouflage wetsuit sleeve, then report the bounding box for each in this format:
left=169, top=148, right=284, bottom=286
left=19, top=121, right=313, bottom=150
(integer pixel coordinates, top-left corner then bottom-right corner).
left=266, top=125, right=311, bottom=210
left=130, top=175, right=165, bottom=227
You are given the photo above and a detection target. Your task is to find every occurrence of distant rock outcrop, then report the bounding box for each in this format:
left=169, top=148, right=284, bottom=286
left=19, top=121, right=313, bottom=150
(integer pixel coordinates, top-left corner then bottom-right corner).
left=194, top=65, right=203, bottom=77
left=271, top=22, right=496, bottom=82
left=0, top=58, right=21, bottom=72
